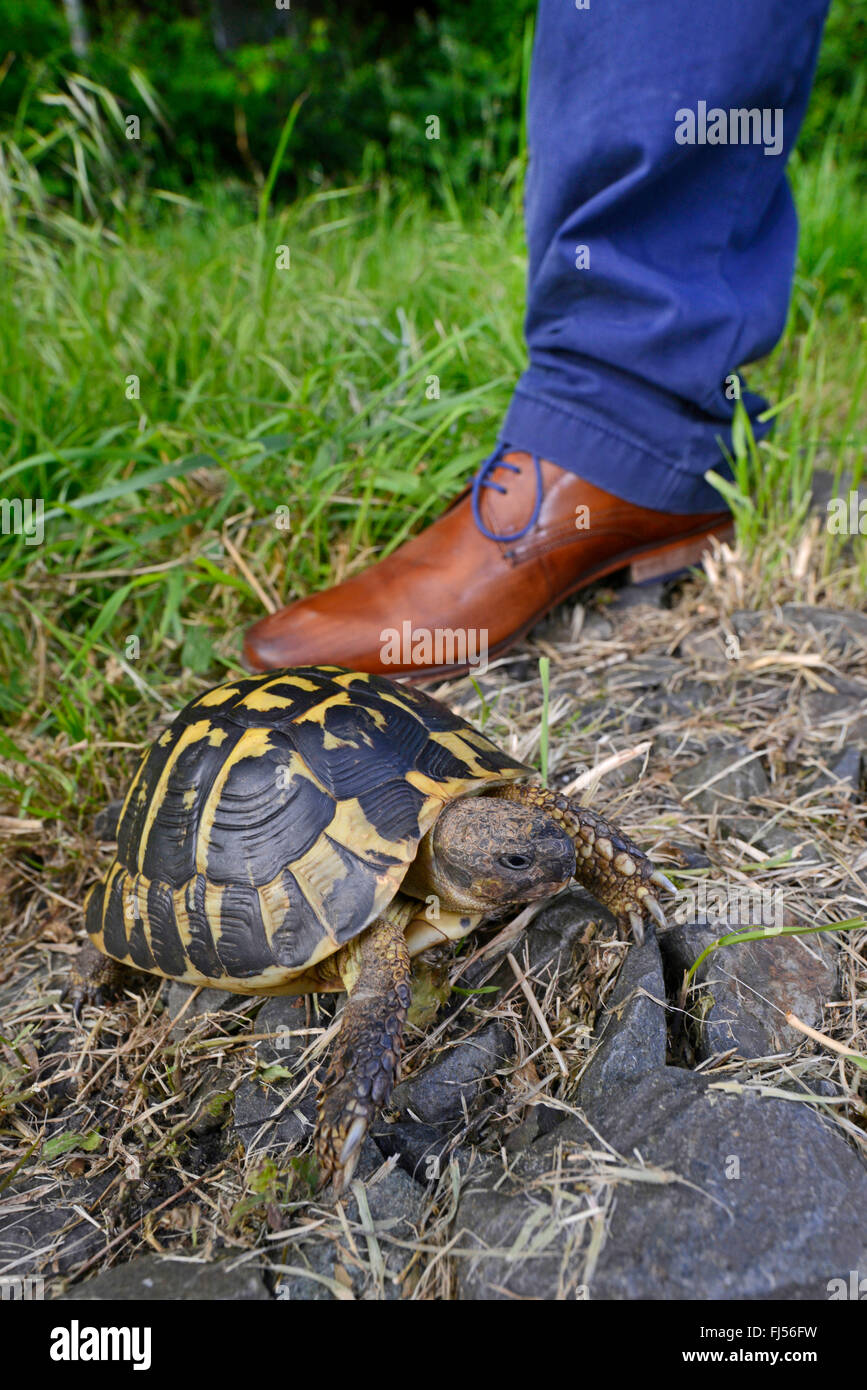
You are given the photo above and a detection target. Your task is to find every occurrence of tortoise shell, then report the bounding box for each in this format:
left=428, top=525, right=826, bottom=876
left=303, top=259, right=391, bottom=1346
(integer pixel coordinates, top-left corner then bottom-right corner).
left=85, top=666, right=528, bottom=992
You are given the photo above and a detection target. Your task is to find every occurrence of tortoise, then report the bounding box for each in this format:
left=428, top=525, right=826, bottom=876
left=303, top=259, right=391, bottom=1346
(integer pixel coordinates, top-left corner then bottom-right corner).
left=73, top=664, right=673, bottom=1190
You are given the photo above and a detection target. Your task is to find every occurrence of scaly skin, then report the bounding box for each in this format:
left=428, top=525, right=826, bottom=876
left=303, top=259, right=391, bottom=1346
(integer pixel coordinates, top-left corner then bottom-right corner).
left=63, top=940, right=133, bottom=1020
left=499, top=783, right=667, bottom=940
left=315, top=907, right=413, bottom=1193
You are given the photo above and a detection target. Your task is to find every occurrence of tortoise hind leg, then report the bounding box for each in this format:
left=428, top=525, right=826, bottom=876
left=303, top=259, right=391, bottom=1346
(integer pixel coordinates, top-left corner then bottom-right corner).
left=315, top=906, right=413, bottom=1194
left=62, top=941, right=133, bottom=1021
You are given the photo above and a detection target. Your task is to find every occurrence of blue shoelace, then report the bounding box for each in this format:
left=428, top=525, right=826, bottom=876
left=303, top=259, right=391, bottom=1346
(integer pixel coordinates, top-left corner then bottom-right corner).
left=470, top=445, right=543, bottom=544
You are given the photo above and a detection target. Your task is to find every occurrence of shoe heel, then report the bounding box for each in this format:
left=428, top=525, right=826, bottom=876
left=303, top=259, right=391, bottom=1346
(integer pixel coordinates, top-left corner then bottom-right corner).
left=627, top=524, right=734, bottom=584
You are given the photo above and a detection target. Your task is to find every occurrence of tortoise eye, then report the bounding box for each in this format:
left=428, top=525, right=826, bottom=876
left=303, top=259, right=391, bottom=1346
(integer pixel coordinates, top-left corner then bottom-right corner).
left=499, top=852, right=533, bottom=871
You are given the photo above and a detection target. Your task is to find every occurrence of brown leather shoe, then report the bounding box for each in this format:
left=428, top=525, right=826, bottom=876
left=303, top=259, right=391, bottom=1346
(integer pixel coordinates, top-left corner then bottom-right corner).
left=243, top=452, right=732, bottom=678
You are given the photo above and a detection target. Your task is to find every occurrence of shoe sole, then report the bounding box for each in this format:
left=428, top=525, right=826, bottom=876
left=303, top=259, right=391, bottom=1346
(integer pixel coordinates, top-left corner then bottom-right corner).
left=401, top=517, right=734, bottom=683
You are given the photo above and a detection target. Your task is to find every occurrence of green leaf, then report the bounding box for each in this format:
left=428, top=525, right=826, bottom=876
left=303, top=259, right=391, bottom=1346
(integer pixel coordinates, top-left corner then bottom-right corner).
left=43, top=1130, right=103, bottom=1159
left=257, top=94, right=308, bottom=233
left=258, top=1064, right=294, bottom=1084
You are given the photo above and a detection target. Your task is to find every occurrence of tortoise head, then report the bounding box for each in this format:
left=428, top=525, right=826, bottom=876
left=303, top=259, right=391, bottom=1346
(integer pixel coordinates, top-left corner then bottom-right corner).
left=404, top=794, right=576, bottom=913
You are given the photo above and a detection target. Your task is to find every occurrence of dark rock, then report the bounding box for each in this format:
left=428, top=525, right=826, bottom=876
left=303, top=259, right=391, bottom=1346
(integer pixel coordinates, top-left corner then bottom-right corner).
left=58, top=1253, right=270, bottom=1300
left=0, top=1174, right=113, bottom=1278
left=654, top=840, right=713, bottom=870
left=747, top=824, right=822, bottom=866
left=671, top=679, right=718, bottom=710
left=648, top=679, right=717, bottom=713
left=455, top=916, right=867, bottom=1300
left=606, top=655, right=682, bottom=692
left=804, top=678, right=867, bottom=749
left=531, top=601, right=582, bottom=646
left=233, top=1078, right=316, bottom=1158
left=346, top=1159, right=425, bottom=1231
left=662, top=924, right=837, bottom=1059
left=811, top=747, right=864, bottom=798
left=274, top=1160, right=425, bottom=1300
left=253, top=996, right=312, bottom=1065
left=672, top=744, right=769, bottom=817
left=234, top=999, right=319, bottom=1156
left=480, top=887, right=608, bottom=990
left=389, top=1022, right=514, bottom=1128
left=457, top=1051, right=867, bottom=1301
left=371, top=1118, right=456, bottom=1183
left=551, top=698, right=621, bottom=738
left=730, top=609, right=761, bottom=638
left=733, top=604, right=867, bottom=656
left=629, top=685, right=717, bottom=738
left=502, top=658, right=536, bottom=684
left=535, top=1104, right=566, bottom=1137
left=810, top=1077, right=845, bottom=1099
left=581, top=1075, right=867, bottom=1301
left=578, top=936, right=668, bottom=1110
left=164, top=980, right=251, bottom=1040
left=375, top=892, right=611, bottom=1175
left=272, top=1241, right=351, bottom=1302
left=783, top=604, right=867, bottom=650
left=501, top=1101, right=570, bottom=1152
left=503, top=1116, right=541, bottom=1152
left=606, top=581, right=666, bottom=612
left=456, top=1171, right=574, bottom=1300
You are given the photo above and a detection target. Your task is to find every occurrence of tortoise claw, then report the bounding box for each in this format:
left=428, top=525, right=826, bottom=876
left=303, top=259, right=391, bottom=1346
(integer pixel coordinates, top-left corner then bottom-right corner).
left=63, top=980, right=105, bottom=1025
left=315, top=1105, right=369, bottom=1196
left=639, top=891, right=668, bottom=931
left=628, top=910, right=646, bottom=944
left=70, top=990, right=95, bottom=1025
left=62, top=943, right=127, bottom=1023
left=650, top=869, right=677, bottom=895
left=324, top=1117, right=367, bottom=1194
left=340, top=1116, right=368, bottom=1170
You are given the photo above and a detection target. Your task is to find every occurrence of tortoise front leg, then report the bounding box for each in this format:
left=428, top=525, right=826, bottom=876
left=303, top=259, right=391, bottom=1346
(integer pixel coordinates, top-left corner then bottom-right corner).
left=315, top=907, right=412, bottom=1194
left=499, top=784, right=675, bottom=940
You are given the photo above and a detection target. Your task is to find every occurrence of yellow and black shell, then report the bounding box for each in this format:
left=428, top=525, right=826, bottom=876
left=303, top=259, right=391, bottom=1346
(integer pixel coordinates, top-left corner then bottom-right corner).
left=85, top=666, right=527, bottom=993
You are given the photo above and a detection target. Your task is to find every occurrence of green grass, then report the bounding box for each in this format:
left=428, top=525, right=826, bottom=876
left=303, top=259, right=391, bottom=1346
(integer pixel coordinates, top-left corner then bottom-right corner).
left=0, top=65, right=865, bottom=827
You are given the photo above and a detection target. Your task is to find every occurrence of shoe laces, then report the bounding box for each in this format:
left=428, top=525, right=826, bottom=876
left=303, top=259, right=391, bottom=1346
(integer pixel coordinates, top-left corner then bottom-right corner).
left=471, top=445, right=543, bottom=544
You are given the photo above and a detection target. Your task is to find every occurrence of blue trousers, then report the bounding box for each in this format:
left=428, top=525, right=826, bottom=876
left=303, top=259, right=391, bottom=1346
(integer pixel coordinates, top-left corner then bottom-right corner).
left=501, top=0, right=831, bottom=514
